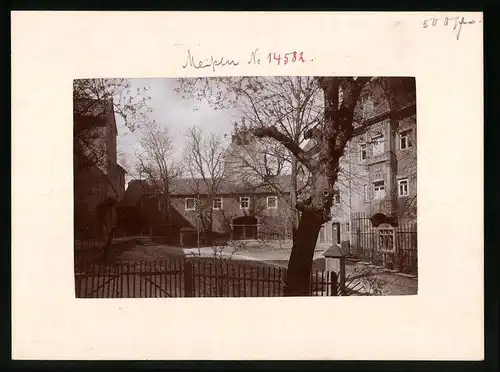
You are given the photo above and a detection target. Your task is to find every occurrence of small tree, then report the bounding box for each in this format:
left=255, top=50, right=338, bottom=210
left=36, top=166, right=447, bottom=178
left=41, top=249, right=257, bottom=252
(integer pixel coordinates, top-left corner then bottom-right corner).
left=134, top=120, right=181, bottom=239
left=183, top=126, right=227, bottom=246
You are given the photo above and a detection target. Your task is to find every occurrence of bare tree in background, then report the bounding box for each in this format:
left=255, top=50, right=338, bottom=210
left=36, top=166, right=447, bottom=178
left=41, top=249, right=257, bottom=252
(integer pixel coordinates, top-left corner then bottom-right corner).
left=134, top=120, right=181, bottom=240
left=73, top=78, right=151, bottom=260
left=183, top=126, right=227, bottom=246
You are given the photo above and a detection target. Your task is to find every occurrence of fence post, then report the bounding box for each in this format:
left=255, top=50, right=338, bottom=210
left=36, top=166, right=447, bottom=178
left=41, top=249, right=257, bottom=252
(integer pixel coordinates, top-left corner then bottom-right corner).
left=330, top=271, right=338, bottom=296
left=184, top=261, right=194, bottom=297
left=339, top=257, right=346, bottom=295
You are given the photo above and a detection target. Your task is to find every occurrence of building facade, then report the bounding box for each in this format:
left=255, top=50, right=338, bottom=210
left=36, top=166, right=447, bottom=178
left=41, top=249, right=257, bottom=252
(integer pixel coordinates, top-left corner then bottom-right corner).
left=74, top=98, right=126, bottom=240
left=169, top=177, right=293, bottom=242
left=329, top=78, right=417, bottom=252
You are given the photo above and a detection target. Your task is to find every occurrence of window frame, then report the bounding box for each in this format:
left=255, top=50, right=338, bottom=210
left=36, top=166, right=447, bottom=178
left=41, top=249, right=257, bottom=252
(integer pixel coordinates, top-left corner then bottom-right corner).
left=378, top=228, right=395, bottom=252
left=360, top=143, right=367, bottom=161
left=212, top=197, right=223, bottom=210
left=239, top=196, right=251, bottom=210
left=333, top=190, right=341, bottom=205
left=266, top=196, right=278, bottom=209
left=373, top=180, right=386, bottom=200
left=399, top=129, right=413, bottom=150
left=398, top=178, right=410, bottom=197
left=372, top=134, right=385, bottom=156
left=185, top=197, right=196, bottom=211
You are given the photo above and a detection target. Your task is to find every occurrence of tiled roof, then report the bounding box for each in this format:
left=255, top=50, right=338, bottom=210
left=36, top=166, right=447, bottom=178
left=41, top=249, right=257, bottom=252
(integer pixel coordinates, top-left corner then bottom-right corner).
left=119, top=175, right=293, bottom=207
left=170, top=175, right=292, bottom=196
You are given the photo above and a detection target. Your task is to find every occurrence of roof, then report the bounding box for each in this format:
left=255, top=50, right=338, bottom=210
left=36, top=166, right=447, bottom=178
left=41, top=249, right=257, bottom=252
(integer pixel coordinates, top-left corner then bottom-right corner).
left=323, top=244, right=345, bottom=258
left=118, top=175, right=293, bottom=207
left=117, top=180, right=192, bottom=227
left=119, top=179, right=151, bottom=207
left=116, top=163, right=127, bottom=174
left=169, top=175, right=293, bottom=196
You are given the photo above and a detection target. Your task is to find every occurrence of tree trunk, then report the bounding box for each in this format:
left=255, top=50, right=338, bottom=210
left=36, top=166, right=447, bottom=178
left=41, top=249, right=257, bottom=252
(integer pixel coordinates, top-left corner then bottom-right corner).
left=290, top=156, right=299, bottom=242
left=206, top=207, right=213, bottom=246
left=165, top=189, right=173, bottom=244
left=103, top=224, right=117, bottom=263
left=283, top=209, right=324, bottom=296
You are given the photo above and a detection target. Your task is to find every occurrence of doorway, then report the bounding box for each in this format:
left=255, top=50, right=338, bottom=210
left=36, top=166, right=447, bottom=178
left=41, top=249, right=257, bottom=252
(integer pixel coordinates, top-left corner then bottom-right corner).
left=232, top=216, right=258, bottom=240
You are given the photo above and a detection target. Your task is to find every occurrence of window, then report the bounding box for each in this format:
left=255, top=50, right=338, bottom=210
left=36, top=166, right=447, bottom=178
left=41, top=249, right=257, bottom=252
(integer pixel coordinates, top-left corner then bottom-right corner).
left=266, top=196, right=278, bottom=209
left=363, top=184, right=369, bottom=201
left=240, top=196, right=250, bottom=209
left=378, top=228, right=395, bottom=252
left=212, top=197, right=223, bottom=210
left=333, top=190, right=341, bottom=205
left=400, top=130, right=413, bottom=150
left=360, top=143, right=367, bottom=161
left=185, top=198, right=196, bottom=211
left=372, top=134, right=385, bottom=156
left=373, top=180, right=386, bottom=199
left=398, top=178, right=409, bottom=196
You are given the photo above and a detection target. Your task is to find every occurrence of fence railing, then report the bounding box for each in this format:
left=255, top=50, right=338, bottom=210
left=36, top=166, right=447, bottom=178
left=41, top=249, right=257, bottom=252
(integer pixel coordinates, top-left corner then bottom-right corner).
left=74, top=258, right=344, bottom=298
left=350, top=213, right=417, bottom=275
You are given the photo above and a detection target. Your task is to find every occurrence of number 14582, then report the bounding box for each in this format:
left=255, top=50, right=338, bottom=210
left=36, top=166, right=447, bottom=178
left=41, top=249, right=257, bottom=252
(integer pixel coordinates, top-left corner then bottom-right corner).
left=267, top=52, right=305, bottom=65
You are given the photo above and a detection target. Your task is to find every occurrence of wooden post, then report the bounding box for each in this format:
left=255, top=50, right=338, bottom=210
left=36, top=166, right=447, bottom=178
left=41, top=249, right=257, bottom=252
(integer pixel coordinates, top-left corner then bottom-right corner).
left=184, top=261, right=194, bottom=297
left=330, top=271, right=338, bottom=296
left=339, top=257, right=346, bottom=295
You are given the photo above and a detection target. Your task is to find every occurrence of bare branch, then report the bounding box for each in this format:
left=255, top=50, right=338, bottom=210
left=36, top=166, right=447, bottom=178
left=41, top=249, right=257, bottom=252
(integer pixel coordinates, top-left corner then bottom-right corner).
left=251, top=126, right=316, bottom=171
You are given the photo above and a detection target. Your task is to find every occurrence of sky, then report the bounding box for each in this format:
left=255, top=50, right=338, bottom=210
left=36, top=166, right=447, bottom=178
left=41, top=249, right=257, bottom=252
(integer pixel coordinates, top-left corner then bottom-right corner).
left=115, top=78, right=240, bottom=179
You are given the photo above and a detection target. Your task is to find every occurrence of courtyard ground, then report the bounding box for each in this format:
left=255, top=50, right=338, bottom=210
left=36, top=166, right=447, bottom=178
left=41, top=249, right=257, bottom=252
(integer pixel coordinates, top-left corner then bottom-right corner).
left=114, top=239, right=417, bottom=296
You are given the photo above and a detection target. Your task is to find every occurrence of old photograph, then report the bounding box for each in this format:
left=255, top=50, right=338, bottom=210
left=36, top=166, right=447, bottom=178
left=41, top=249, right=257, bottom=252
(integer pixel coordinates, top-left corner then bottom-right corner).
left=74, top=76, right=417, bottom=298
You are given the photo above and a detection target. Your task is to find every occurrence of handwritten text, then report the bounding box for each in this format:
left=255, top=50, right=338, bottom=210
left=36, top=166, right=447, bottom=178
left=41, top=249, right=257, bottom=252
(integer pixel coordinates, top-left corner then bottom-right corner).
left=182, top=49, right=240, bottom=72
left=422, top=16, right=480, bottom=40
left=247, top=48, right=308, bottom=66
left=182, top=48, right=312, bottom=71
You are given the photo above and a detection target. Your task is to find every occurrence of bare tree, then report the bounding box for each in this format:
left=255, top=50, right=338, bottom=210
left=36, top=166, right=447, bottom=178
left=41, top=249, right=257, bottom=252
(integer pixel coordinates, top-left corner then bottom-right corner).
left=183, top=126, right=227, bottom=246
left=134, top=120, right=181, bottom=239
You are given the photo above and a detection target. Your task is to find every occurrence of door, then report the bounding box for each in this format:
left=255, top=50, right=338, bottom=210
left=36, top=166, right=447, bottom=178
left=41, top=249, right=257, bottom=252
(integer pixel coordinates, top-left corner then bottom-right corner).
left=232, top=216, right=258, bottom=240
left=332, top=223, right=341, bottom=244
